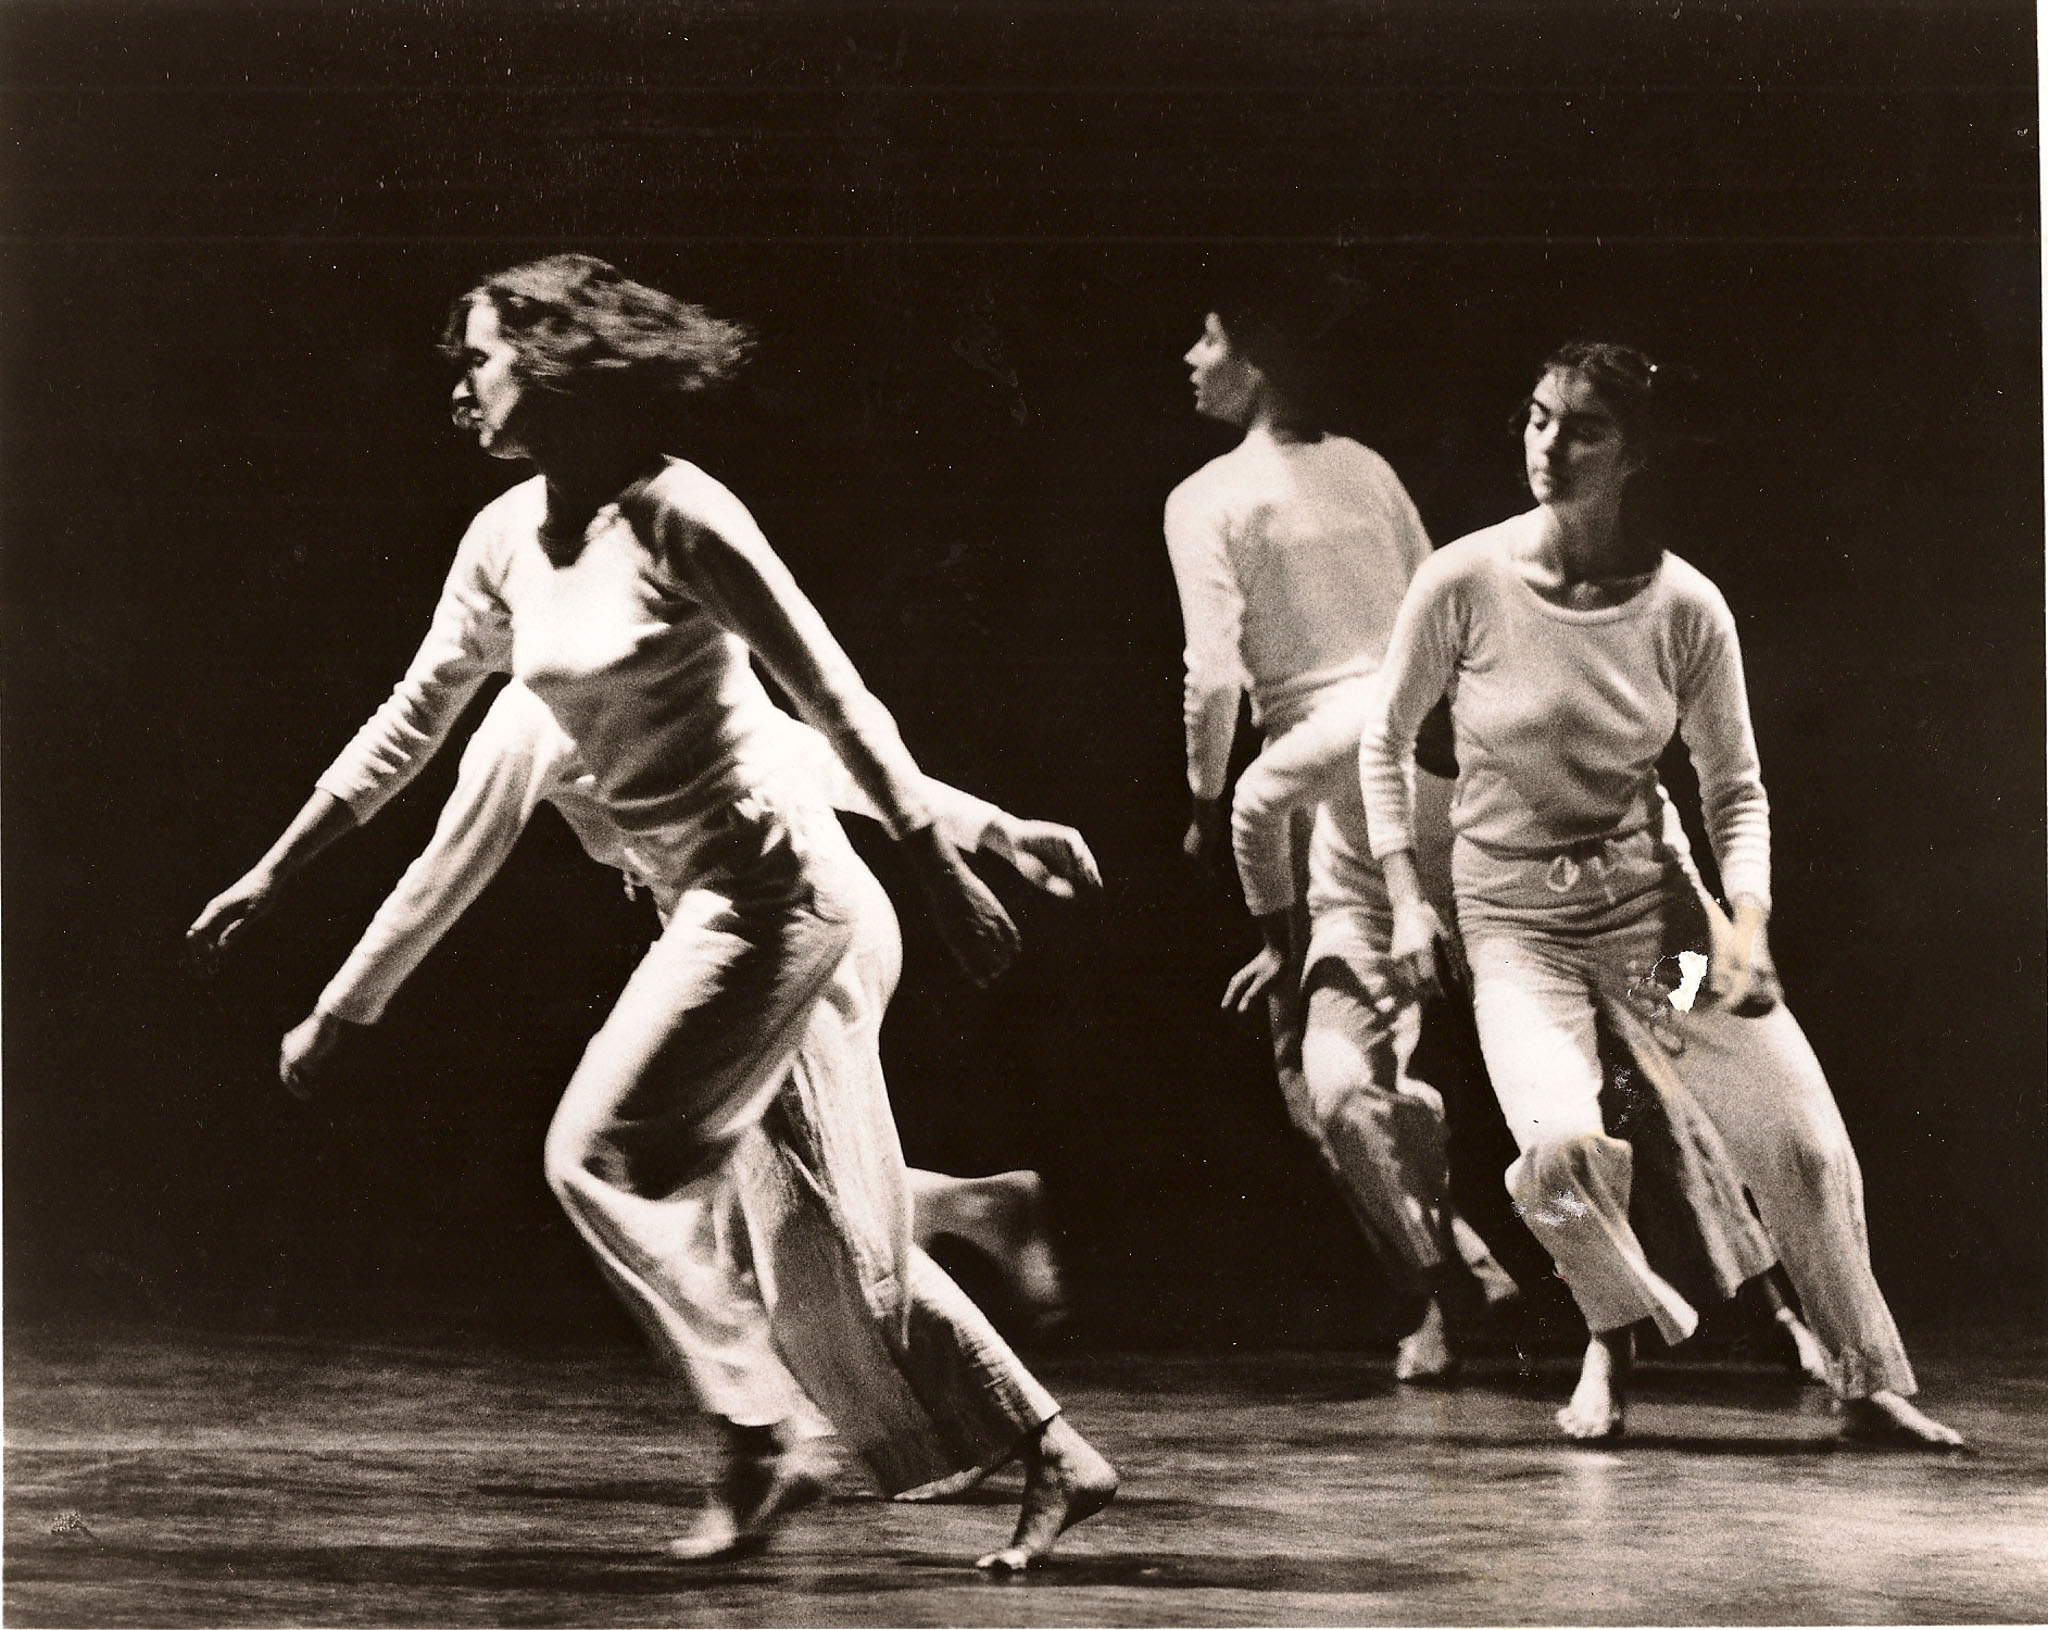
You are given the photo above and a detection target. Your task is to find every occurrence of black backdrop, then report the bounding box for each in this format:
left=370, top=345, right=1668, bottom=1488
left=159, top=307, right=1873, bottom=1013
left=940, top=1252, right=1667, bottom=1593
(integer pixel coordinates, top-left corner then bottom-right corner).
left=5, top=1, right=2041, bottom=1348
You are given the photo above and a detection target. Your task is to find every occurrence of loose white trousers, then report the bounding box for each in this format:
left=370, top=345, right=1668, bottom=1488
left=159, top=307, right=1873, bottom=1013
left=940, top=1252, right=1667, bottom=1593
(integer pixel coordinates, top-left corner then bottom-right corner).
left=1458, top=829, right=1915, bottom=1398
left=544, top=788, right=1057, bottom=1493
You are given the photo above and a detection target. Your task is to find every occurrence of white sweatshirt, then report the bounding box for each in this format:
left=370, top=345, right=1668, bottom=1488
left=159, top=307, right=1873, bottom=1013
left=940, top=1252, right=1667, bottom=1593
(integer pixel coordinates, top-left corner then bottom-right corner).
left=1163, top=428, right=1432, bottom=800
left=1358, top=513, right=1772, bottom=912
left=317, top=458, right=934, bottom=856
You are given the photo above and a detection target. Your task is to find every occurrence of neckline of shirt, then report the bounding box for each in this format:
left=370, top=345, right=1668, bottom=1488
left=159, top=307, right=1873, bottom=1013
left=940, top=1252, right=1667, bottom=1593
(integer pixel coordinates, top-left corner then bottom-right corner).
left=1490, top=512, right=1666, bottom=625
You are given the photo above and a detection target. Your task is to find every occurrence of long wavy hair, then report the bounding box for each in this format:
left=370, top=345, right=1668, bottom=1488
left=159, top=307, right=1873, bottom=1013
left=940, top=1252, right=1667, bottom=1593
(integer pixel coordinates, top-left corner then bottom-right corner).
left=442, top=254, right=753, bottom=425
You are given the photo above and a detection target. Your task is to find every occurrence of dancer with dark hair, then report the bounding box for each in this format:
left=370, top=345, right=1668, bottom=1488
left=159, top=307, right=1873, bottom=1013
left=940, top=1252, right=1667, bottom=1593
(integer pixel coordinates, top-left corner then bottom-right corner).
left=276, top=681, right=1075, bottom=1337
left=1358, top=339, right=1961, bottom=1445
left=1166, top=286, right=1518, bottom=1380
left=189, top=255, right=1115, bottom=1565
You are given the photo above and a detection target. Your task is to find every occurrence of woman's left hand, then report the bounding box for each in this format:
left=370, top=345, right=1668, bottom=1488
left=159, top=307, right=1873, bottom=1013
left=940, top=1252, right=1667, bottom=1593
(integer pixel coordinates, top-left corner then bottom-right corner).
left=1706, top=897, right=1768, bottom=1011
left=905, top=826, right=1022, bottom=986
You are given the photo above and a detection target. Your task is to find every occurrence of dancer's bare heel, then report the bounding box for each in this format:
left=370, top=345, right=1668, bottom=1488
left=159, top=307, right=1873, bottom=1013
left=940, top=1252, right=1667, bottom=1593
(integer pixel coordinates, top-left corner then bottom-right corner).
left=976, top=1171, right=1070, bottom=1333
left=921, top=1170, right=1071, bottom=1334
left=1450, top=1213, right=1521, bottom=1308
left=975, top=1414, right=1116, bottom=1574
left=1840, top=1390, right=1966, bottom=1449
left=1557, top=1330, right=1631, bottom=1442
left=1394, top=1298, right=1458, bottom=1384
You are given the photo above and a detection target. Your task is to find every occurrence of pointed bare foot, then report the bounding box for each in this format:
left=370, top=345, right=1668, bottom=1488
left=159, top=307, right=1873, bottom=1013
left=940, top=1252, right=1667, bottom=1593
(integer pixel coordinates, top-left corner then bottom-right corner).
left=666, top=1427, right=832, bottom=1562
left=1841, top=1391, right=1966, bottom=1449
left=1775, top=1310, right=1833, bottom=1386
left=1450, top=1213, right=1522, bottom=1307
left=1557, top=1331, right=1630, bottom=1441
left=974, top=1414, right=1116, bottom=1573
left=1394, top=1298, right=1458, bottom=1383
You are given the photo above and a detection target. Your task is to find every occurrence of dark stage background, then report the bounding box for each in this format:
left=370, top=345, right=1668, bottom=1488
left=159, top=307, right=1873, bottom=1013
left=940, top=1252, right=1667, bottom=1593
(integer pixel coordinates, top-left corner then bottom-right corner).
left=5, top=1, right=2041, bottom=1350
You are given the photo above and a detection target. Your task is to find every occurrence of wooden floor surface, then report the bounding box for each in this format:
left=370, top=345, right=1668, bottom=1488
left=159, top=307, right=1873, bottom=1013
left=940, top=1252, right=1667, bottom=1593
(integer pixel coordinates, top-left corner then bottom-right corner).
left=6, top=1327, right=2044, bottom=1626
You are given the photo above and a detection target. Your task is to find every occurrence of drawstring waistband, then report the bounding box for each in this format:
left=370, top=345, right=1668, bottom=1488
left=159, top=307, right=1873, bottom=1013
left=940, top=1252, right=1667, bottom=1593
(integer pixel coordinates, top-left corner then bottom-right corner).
left=1544, top=845, right=1620, bottom=905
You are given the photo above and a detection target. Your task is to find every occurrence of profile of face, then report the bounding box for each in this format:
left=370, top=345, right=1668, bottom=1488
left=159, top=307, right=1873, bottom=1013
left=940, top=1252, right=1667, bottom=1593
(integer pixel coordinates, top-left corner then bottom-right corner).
left=1184, top=313, right=1265, bottom=427
left=1522, top=367, right=1644, bottom=509
left=450, top=300, right=531, bottom=459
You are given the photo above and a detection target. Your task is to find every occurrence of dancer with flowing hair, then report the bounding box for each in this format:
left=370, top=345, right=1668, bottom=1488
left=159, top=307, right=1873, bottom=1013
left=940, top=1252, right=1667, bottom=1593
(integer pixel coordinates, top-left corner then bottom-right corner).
left=189, top=254, right=1116, bottom=1564
left=274, top=681, right=1076, bottom=1340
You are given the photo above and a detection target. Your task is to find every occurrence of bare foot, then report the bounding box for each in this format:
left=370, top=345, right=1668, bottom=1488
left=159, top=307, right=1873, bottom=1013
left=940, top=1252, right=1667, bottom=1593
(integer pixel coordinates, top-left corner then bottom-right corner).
left=918, top=1171, right=1070, bottom=1334
left=1840, top=1391, right=1966, bottom=1449
left=892, top=1447, right=1015, bottom=1504
left=1394, top=1298, right=1458, bottom=1383
left=975, top=1414, right=1116, bottom=1573
left=666, top=1426, right=832, bottom=1562
left=1557, top=1330, right=1631, bottom=1441
left=1450, top=1213, right=1522, bottom=1307
left=1775, top=1309, right=1833, bottom=1386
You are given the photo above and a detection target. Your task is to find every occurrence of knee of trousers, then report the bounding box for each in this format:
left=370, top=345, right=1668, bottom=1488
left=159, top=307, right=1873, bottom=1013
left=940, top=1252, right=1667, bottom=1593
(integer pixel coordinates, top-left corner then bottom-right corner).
left=541, top=1106, right=702, bottom=1210
left=1506, top=1132, right=1634, bottom=1233
left=542, top=1111, right=604, bottom=1208
left=1760, top=1124, right=1863, bottom=1212
left=1299, top=1033, right=1392, bottom=1129
left=1228, top=763, right=1288, bottom=842
left=1314, top=1079, right=1447, bottom=1154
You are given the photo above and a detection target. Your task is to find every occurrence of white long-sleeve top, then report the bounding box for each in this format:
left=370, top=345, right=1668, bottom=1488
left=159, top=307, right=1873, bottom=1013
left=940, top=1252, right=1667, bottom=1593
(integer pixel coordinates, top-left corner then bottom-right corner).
left=1163, top=428, right=1431, bottom=799
left=1358, top=513, right=1772, bottom=912
left=316, top=683, right=1004, bottom=1025
left=316, top=458, right=933, bottom=855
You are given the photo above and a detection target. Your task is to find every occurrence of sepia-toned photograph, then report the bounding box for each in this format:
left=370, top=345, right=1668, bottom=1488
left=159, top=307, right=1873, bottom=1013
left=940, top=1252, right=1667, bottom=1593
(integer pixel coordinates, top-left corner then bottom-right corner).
left=4, top=1, right=2041, bottom=1623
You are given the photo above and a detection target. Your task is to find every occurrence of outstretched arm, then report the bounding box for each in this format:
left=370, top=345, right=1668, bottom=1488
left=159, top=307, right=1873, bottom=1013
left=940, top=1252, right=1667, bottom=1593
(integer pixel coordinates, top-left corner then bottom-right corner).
left=280, top=688, right=564, bottom=1096
left=187, top=517, right=512, bottom=968
left=186, top=790, right=360, bottom=974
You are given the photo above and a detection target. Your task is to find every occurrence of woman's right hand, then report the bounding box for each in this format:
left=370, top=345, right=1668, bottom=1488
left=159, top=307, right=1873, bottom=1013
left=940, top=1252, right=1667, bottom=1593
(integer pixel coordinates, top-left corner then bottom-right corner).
left=1181, top=795, right=1227, bottom=875
left=279, top=1010, right=352, bottom=1100
left=184, top=792, right=360, bottom=974
left=1389, top=897, right=1463, bottom=1002
left=904, top=826, right=1022, bottom=986
left=185, top=868, right=281, bottom=974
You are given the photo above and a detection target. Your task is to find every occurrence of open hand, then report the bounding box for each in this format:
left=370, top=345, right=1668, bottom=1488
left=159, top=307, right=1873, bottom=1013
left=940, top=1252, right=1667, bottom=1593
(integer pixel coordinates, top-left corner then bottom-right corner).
left=185, top=869, right=279, bottom=975
left=1221, top=946, right=1289, bottom=1016
left=994, top=819, right=1103, bottom=901
left=907, top=827, right=1021, bottom=986
left=1706, top=899, right=1779, bottom=1015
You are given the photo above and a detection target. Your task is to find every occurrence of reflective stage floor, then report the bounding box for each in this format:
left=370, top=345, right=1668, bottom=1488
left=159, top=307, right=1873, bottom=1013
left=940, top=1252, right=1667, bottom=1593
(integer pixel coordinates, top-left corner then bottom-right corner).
left=7, top=1328, right=2044, bottom=1625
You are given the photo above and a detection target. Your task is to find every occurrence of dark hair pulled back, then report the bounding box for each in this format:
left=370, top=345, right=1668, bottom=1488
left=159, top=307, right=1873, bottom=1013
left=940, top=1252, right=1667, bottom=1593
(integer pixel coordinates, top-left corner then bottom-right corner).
left=1213, top=266, right=1370, bottom=435
left=1535, top=338, right=1716, bottom=470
